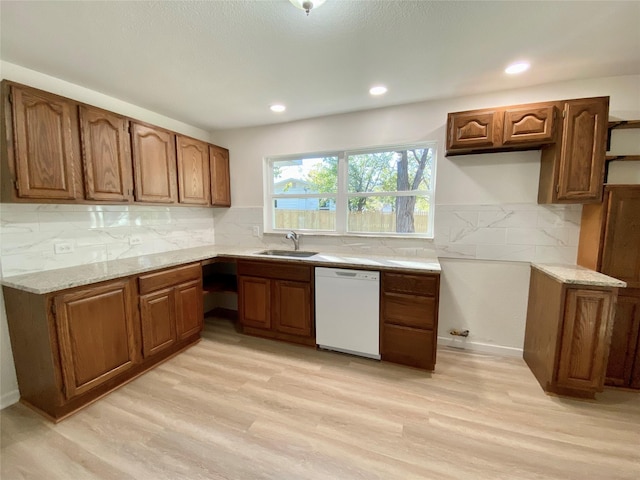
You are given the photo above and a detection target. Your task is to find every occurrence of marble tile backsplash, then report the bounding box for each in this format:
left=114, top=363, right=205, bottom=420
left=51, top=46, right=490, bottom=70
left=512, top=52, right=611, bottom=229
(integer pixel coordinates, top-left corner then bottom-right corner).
left=215, top=204, right=581, bottom=264
left=434, top=203, right=582, bottom=263
left=0, top=204, right=215, bottom=277
left=0, top=202, right=581, bottom=277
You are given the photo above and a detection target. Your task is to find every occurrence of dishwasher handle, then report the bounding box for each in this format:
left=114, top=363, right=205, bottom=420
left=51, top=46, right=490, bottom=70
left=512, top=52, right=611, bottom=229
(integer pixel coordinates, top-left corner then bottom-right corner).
left=334, top=271, right=358, bottom=277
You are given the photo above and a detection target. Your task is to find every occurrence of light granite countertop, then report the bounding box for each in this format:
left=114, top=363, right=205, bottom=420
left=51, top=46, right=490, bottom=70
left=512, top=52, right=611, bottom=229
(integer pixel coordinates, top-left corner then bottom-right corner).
left=532, top=263, right=627, bottom=288
left=1, top=245, right=442, bottom=295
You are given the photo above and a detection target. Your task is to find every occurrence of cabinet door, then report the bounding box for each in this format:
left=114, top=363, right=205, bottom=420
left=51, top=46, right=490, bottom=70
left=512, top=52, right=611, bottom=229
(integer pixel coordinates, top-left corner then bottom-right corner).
left=502, top=105, right=556, bottom=146
left=273, top=280, right=311, bottom=337
left=176, top=135, right=210, bottom=205
left=557, top=288, right=612, bottom=391
left=381, top=323, right=435, bottom=370
left=238, top=276, right=271, bottom=329
left=605, top=294, right=640, bottom=387
left=11, top=86, right=82, bottom=199
left=54, top=279, right=138, bottom=399
left=556, top=98, right=608, bottom=202
left=601, top=187, right=640, bottom=288
left=79, top=105, right=133, bottom=202
left=447, top=110, right=500, bottom=151
left=175, top=279, right=204, bottom=340
left=140, top=287, right=177, bottom=357
left=131, top=122, right=178, bottom=203
left=210, top=145, right=231, bottom=206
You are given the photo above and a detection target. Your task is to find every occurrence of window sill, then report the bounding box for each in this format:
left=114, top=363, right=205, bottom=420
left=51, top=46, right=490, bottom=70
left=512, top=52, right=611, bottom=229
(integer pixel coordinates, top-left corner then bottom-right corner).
left=263, top=230, right=434, bottom=241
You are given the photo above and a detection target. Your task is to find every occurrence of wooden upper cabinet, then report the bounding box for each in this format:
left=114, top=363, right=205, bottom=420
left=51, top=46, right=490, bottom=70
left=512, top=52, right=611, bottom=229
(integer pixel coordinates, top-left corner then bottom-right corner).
left=54, top=278, right=139, bottom=399
left=79, top=106, right=133, bottom=202
left=9, top=85, right=83, bottom=200
left=176, top=135, right=210, bottom=205
left=130, top=122, right=178, bottom=203
left=210, top=145, right=231, bottom=207
left=555, top=98, right=609, bottom=202
left=503, top=105, right=556, bottom=146
left=447, top=110, right=500, bottom=151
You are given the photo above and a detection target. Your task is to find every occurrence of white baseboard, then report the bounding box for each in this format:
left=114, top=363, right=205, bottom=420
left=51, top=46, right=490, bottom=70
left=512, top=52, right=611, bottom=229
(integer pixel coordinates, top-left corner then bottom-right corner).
left=1, top=390, right=20, bottom=410
left=437, top=336, right=523, bottom=357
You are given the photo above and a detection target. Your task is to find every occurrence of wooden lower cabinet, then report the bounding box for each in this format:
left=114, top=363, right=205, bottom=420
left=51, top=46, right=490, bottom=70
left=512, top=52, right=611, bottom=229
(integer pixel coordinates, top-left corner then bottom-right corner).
left=380, top=272, right=440, bottom=370
left=138, top=264, right=203, bottom=359
left=238, top=276, right=271, bottom=329
left=273, top=280, right=312, bottom=337
left=605, top=291, right=640, bottom=388
left=3, top=263, right=204, bottom=422
left=524, top=266, right=618, bottom=398
left=140, top=287, right=177, bottom=357
left=237, top=260, right=314, bottom=346
left=54, top=279, right=139, bottom=399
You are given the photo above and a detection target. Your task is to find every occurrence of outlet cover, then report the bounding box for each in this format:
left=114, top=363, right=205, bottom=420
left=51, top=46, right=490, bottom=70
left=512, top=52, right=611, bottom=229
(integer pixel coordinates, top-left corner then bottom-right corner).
left=54, top=242, right=74, bottom=254
left=252, top=226, right=261, bottom=237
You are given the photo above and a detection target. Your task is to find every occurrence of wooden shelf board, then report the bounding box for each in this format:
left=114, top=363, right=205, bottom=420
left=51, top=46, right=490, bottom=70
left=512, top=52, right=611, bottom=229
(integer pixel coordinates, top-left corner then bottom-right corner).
left=608, top=120, right=640, bottom=130
left=606, top=155, right=640, bottom=162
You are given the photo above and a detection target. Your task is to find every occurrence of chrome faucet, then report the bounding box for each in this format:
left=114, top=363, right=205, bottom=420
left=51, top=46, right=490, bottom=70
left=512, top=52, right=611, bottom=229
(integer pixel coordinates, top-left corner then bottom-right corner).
left=285, top=231, right=300, bottom=250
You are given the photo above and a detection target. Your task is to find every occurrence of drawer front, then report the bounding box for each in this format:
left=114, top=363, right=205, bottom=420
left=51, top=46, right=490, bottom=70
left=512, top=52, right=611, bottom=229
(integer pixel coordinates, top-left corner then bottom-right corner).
left=138, top=263, right=202, bottom=294
left=382, top=292, right=435, bottom=329
left=381, top=323, right=435, bottom=370
left=382, top=272, right=438, bottom=296
left=237, top=260, right=311, bottom=282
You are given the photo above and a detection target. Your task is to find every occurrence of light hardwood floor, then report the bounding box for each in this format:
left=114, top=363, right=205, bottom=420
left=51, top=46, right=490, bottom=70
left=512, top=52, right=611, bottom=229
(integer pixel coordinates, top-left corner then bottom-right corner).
left=1, top=316, right=639, bottom=480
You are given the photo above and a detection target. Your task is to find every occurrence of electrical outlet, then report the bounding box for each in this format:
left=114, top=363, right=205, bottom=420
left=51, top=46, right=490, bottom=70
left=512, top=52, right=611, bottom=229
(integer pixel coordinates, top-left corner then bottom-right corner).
left=129, top=235, right=142, bottom=246
left=54, top=242, right=74, bottom=254
left=252, top=226, right=261, bottom=237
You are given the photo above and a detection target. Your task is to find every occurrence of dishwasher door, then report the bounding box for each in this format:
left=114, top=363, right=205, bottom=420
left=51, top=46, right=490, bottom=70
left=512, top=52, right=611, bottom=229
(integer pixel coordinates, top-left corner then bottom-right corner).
left=315, top=267, right=380, bottom=359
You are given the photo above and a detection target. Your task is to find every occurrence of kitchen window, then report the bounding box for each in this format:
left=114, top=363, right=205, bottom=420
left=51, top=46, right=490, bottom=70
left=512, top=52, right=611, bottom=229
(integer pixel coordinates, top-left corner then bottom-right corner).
left=264, top=142, right=436, bottom=237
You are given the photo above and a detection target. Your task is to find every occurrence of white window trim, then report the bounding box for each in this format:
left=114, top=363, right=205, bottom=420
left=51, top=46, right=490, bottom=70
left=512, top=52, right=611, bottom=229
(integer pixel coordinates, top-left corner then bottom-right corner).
left=264, top=142, right=437, bottom=238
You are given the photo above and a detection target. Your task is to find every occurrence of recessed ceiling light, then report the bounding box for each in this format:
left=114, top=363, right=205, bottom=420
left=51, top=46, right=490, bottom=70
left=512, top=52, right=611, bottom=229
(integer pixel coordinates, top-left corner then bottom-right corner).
left=369, top=85, right=388, bottom=96
left=270, top=104, right=286, bottom=113
left=505, top=62, right=530, bottom=75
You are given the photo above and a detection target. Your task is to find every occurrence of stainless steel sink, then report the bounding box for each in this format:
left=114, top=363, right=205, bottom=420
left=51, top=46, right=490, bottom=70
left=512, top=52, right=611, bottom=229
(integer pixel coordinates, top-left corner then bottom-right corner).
left=257, top=249, right=318, bottom=258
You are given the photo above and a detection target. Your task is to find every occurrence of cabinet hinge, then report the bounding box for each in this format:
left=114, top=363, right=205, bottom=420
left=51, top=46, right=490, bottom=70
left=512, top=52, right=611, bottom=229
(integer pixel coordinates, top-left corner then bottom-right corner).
left=7, top=92, right=13, bottom=104
left=556, top=185, right=560, bottom=193
left=50, top=302, right=57, bottom=317
left=562, top=110, right=566, bottom=118
left=13, top=180, right=19, bottom=192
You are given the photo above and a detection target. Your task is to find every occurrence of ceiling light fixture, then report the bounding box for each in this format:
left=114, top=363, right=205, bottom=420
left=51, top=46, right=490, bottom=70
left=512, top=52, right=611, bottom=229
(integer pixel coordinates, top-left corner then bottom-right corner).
left=270, top=104, right=286, bottom=113
left=289, top=0, right=326, bottom=16
left=505, top=61, right=530, bottom=75
left=369, top=85, right=388, bottom=96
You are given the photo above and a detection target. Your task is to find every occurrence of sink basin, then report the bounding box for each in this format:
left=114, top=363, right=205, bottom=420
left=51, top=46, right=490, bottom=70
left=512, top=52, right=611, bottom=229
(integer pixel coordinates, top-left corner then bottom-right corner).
left=257, top=249, right=319, bottom=258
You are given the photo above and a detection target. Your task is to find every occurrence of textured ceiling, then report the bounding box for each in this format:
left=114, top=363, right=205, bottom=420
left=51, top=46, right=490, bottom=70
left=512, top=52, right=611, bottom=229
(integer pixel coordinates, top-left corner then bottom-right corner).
left=1, top=1, right=639, bottom=131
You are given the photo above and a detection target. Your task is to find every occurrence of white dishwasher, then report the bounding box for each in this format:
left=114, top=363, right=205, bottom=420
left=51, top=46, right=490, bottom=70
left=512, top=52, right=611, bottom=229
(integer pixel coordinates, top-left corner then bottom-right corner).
left=315, top=267, right=380, bottom=359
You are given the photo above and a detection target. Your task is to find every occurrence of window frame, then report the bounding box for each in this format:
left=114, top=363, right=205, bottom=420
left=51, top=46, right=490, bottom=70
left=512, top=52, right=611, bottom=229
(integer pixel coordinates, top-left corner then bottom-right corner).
left=264, top=142, right=437, bottom=238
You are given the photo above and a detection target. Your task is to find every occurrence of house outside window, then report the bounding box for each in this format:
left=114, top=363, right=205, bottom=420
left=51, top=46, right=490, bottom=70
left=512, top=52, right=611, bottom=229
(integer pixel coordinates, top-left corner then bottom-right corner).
left=265, top=142, right=436, bottom=237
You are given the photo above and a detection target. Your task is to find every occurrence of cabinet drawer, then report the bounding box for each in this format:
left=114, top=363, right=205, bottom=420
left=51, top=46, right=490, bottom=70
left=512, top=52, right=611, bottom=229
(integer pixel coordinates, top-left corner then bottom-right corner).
left=238, top=260, right=311, bottom=282
left=381, top=324, right=435, bottom=370
left=382, top=272, right=437, bottom=296
left=382, top=292, right=435, bottom=329
left=138, top=263, right=201, bottom=294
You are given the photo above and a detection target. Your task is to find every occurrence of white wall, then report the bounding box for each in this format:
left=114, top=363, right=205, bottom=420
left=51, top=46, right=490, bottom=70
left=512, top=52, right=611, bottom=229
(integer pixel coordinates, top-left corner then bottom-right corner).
left=212, top=74, right=640, bottom=356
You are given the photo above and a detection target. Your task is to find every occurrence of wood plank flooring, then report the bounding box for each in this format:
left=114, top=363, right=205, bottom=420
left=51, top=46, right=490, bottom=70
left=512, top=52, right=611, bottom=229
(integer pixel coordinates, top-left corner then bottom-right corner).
left=2, top=316, right=639, bottom=480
